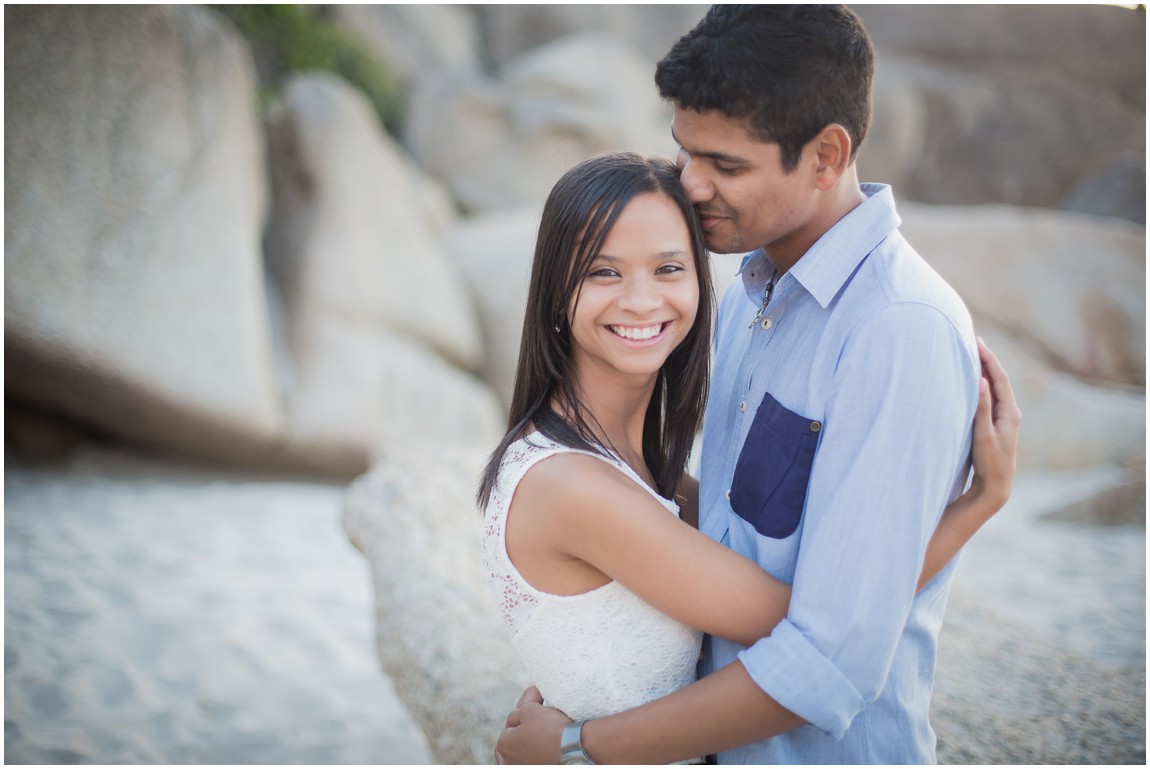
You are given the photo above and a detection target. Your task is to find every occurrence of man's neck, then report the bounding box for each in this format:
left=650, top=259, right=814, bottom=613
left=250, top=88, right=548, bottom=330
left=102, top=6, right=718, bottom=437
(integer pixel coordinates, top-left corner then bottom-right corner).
left=765, top=174, right=867, bottom=275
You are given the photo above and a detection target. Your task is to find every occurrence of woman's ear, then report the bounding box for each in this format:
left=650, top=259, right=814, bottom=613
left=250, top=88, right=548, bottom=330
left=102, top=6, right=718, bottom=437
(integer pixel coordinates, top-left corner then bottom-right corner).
left=811, top=124, right=852, bottom=191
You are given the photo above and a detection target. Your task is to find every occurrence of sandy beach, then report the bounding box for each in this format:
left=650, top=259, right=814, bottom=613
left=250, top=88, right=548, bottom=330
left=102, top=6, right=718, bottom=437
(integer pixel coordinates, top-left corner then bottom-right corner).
left=4, top=446, right=432, bottom=764
left=4, top=444, right=1145, bottom=764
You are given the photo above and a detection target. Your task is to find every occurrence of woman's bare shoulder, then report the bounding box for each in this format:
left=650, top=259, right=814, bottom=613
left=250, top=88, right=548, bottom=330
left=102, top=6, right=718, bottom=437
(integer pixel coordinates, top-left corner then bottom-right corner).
left=514, top=451, right=657, bottom=526
left=519, top=450, right=630, bottom=496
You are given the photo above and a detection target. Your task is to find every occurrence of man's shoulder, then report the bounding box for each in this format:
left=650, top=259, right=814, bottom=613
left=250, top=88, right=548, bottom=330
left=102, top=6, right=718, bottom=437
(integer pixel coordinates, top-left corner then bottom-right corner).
left=851, top=229, right=971, bottom=329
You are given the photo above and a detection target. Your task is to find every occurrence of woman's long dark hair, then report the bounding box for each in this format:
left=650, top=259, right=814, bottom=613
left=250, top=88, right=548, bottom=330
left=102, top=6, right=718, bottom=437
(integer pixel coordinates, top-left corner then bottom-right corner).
left=476, top=152, right=714, bottom=508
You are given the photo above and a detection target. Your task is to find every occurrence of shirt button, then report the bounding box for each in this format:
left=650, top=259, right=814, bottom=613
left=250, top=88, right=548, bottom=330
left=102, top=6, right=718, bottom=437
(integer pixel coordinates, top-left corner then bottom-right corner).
left=726, top=489, right=731, bottom=500
left=739, top=400, right=746, bottom=412
left=761, top=317, right=773, bottom=330
left=810, top=421, right=822, bottom=432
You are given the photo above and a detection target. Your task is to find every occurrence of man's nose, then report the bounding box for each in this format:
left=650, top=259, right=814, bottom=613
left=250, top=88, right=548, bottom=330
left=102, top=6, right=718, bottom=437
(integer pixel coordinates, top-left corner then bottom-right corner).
left=678, top=157, right=712, bottom=203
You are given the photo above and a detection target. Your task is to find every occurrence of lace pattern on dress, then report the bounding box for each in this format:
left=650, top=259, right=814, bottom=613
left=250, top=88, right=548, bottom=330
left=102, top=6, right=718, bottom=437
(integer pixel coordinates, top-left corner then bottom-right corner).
left=481, top=432, right=702, bottom=723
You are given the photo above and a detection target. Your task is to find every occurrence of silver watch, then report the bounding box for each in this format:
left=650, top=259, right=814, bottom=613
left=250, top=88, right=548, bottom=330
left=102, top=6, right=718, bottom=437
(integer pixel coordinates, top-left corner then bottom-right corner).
left=559, top=719, right=594, bottom=765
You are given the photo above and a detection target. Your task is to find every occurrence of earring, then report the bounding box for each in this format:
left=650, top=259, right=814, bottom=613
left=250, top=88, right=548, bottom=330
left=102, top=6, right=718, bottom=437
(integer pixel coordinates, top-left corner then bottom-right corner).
left=553, top=323, right=561, bottom=333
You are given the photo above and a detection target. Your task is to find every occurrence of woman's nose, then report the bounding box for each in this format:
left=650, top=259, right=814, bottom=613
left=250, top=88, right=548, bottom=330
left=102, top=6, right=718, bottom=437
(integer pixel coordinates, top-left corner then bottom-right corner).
left=618, top=278, right=662, bottom=314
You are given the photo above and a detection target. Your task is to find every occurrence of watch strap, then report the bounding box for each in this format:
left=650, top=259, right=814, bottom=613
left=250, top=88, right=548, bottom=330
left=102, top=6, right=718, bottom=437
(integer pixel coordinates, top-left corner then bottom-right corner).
left=559, top=719, right=594, bottom=764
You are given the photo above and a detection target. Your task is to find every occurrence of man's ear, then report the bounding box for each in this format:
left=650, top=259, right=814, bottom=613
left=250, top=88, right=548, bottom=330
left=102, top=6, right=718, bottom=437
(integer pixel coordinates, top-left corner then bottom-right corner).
left=811, top=124, right=852, bottom=190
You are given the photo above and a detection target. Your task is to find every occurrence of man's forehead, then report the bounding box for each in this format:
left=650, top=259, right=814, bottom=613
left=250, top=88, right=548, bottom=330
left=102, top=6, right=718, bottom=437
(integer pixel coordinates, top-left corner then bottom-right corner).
left=670, top=108, right=769, bottom=159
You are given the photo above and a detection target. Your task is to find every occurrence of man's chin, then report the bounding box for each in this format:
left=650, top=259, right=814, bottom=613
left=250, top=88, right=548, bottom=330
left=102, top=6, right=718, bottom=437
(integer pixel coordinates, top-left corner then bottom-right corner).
left=703, top=236, right=746, bottom=255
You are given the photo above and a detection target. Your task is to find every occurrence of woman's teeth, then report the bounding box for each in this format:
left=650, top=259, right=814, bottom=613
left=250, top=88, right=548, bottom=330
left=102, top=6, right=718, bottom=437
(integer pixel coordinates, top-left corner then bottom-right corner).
left=611, top=324, right=663, bottom=341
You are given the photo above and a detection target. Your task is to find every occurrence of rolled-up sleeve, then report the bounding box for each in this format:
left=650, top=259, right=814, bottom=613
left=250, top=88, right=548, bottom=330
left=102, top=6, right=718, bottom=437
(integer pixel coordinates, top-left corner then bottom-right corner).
left=736, top=301, right=978, bottom=737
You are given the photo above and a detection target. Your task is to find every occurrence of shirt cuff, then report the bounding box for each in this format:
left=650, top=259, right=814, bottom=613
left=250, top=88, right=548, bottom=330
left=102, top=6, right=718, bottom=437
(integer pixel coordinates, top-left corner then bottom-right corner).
left=736, top=620, right=864, bottom=738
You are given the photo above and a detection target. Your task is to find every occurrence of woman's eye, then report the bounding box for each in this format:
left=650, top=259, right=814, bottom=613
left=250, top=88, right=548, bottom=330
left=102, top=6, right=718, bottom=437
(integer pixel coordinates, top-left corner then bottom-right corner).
left=588, top=268, right=618, bottom=278
left=657, top=264, right=685, bottom=275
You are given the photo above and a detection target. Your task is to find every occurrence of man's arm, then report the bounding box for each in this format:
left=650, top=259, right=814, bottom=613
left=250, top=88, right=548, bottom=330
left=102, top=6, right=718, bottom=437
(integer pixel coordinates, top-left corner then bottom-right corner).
left=736, top=303, right=977, bottom=734
left=498, top=661, right=803, bottom=764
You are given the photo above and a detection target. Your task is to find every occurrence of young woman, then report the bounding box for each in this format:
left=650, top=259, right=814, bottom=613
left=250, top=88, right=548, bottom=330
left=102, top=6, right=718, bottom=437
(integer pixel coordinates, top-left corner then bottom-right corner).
left=477, top=152, right=1018, bottom=728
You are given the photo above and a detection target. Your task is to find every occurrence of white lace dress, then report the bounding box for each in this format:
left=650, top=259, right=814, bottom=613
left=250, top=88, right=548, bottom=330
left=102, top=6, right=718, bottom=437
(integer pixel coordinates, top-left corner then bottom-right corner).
left=482, top=432, right=703, bottom=722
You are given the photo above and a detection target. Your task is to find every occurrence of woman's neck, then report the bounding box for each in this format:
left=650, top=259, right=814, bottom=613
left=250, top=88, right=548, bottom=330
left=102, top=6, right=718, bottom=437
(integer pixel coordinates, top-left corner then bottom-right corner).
left=553, top=367, right=657, bottom=478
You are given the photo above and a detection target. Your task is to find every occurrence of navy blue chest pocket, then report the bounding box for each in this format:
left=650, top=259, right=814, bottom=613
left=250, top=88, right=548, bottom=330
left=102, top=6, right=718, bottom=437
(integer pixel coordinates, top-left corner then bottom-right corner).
left=730, top=392, right=821, bottom=539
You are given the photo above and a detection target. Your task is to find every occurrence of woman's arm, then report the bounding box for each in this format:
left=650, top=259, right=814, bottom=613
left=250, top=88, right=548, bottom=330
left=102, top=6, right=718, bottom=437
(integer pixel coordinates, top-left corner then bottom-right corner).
left=510, top=455, right=789, bottom=647
left=919, top=337, right=1021, bottom=589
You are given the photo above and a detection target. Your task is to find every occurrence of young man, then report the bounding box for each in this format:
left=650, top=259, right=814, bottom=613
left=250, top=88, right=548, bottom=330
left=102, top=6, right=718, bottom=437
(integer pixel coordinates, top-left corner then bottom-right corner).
left=497, top=6, right=1014, bottom=763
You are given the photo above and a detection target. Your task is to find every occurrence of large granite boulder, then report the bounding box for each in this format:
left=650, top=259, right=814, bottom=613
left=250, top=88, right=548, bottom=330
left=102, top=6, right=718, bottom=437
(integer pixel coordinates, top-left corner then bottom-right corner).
left=855, top=4, right=1145, bottom=103
left=265, top=73, right=481, bottom=369
left=403, top=34, right=676, bottom=213
left=328, top=5, right=481, bottom=91
left=857, top=5, right=1144, bottom=221
left=972, top=329, right=1144, bottom=473
left=264, top=73, right=498, bottom=468
left=343, top=445, right=530, bottom=764
left=900, top=203, right=1145, bottom=387
left=4, top=5, right=286, bottom=467
left=900, top=203, right=1145, bottom=472
left=443, top=208, right=542, bottom=407
left=468, top=5, right=708, bottom=70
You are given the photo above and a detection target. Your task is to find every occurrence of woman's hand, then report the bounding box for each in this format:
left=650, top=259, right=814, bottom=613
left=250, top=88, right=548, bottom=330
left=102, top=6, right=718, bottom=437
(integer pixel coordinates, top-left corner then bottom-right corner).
left=496, top=685, right=571, bottom=764
left=967, top=337, right=1022, bottom=512
left=917, top=338, right=1021, bottom=590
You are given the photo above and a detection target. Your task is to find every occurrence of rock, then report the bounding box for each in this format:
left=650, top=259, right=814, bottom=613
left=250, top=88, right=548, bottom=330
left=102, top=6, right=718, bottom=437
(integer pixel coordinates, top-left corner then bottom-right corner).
left=342, top=445, right=531, bottom=764
left=899, top=203, right=1145, bottom=387
left=264, top=73, right=503, bottom=471
left=1060, top=154, right=1147, bottom=225
left=266, top=72, right=481, bottom=370
left=1041, top=471, right=1145, bottom=527
left=278, top=317, right=504, bottom=472
left=855, top=5, right=1145, bottom=104
left=328, top=5, right=481, bottom=91
left=4, top=399, right=96, bottom=462
left=898, top=202, right=1145, bottom=472
left=469, top=5, right=708, bottom=70
left=973, top=329, right=1144, bottom=473
left=403, top=34, right=677, bottom=213
left=4, top=6, right=288, bottom=468
left=444, top=208, right=541, bottom=406
left=856, top=4, right=1145, bottom=221
left=862, top=51, right=1144, bottom=217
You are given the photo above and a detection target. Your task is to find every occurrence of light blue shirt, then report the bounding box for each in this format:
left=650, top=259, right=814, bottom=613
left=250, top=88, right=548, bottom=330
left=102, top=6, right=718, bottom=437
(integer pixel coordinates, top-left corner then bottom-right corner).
left=698, top=184, right=979, bottom=764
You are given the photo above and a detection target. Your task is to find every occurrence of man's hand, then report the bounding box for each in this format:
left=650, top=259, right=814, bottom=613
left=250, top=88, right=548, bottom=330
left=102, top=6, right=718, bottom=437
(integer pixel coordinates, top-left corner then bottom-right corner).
left=495, top=685, right=572, bottom=764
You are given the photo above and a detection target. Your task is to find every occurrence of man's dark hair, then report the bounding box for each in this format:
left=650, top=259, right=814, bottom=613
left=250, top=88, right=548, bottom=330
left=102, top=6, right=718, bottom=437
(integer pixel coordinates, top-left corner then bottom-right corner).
left=655, top=4, right=875, bottom=172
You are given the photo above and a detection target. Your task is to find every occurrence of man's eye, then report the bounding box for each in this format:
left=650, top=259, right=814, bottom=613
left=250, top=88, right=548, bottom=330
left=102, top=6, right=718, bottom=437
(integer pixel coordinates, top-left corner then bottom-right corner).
left=715, top=165, right=739, bottom=175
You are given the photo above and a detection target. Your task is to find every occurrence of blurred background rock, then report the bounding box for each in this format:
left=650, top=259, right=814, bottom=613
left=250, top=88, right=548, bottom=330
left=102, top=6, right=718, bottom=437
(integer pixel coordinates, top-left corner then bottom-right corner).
left=5, top=4, right=1145, bottom=765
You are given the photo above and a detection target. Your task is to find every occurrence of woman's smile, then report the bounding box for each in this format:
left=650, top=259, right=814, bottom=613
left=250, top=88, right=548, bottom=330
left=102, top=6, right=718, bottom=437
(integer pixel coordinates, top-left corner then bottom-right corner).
left=609, top=322, right=670, bottom=343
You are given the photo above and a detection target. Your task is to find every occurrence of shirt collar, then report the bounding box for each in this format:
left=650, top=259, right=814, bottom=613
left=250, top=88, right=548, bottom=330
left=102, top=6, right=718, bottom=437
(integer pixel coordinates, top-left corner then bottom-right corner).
left=740, top=183, right=901, bottom=309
